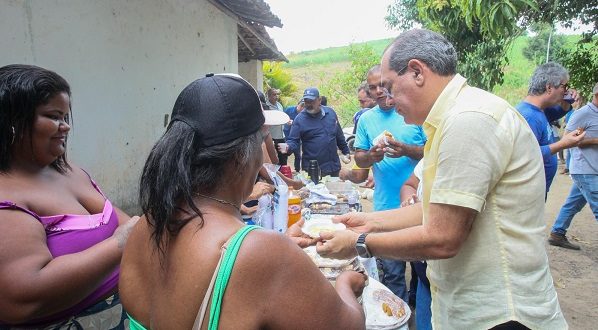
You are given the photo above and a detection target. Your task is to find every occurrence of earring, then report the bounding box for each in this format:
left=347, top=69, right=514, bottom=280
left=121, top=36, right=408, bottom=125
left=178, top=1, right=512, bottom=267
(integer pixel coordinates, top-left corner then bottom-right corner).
left=10, top=126, right=15, bottom=145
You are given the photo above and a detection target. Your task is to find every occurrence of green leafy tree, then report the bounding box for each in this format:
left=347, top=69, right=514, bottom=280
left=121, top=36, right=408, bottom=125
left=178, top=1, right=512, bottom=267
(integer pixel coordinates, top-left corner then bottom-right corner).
left=385, top=0, right=535, bottom=91
left=523, top=1, right=598, bottom=97
left=386, top=0, right=597, bottom=93
left=320, top=44, right=380, bottom=127
left=557, top=39, right=598, bottom=100
left=263, top=61, right=298, bottom=107
left=522, top=24, right=567, bottom=65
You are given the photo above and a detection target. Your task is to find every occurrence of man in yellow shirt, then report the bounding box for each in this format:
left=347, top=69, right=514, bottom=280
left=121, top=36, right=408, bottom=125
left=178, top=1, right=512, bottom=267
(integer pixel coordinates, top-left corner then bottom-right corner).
left=316, top=29, right=566, bottom=329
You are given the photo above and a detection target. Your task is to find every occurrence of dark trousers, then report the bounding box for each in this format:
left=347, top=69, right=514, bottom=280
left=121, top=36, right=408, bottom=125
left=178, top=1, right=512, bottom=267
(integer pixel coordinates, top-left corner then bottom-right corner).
left=292, top=148, right=301, bottom=172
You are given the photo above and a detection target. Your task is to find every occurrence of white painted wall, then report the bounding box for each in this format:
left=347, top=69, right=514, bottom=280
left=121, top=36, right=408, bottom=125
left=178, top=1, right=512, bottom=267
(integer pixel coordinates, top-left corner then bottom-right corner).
left=1, top=0, right=239, bottom=213
left=239, top=60, right=264, bottom=91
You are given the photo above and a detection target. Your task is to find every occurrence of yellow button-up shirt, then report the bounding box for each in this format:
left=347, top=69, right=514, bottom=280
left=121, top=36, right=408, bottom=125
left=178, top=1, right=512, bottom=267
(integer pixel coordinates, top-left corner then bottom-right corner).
left=422, top=75, right=567, bottom=329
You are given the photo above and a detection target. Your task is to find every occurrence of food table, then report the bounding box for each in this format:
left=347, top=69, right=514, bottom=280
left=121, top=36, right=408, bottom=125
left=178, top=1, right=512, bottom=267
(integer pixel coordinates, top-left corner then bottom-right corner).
left=302, top=245, right=411, bottom=330
left=299, top=180, right=411, bottom=330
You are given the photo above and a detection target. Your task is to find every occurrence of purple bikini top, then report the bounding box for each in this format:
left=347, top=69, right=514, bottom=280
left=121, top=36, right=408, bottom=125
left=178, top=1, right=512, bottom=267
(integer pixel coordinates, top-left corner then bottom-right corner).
left=0, top=173, right=120, bottom=326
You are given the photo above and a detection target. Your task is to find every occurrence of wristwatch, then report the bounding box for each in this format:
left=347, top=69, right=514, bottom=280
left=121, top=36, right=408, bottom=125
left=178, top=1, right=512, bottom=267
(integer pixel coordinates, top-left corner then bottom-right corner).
left=355, top=233, right=372, bottom=258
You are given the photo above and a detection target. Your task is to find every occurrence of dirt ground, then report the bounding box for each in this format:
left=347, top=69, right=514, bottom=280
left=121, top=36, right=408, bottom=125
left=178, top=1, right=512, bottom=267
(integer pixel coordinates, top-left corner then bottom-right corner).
left=543, top=164, right=597, bottom=329
left=354, top=162, right=597, bottom=329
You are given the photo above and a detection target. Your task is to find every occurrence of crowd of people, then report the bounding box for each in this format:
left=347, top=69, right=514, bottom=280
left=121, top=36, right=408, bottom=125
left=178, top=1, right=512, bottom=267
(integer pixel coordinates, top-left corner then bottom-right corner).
left=0, top=27, right=596, bottom=330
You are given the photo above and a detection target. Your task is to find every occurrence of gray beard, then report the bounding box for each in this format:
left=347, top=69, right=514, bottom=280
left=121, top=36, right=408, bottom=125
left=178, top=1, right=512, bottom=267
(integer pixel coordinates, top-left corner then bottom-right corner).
left=306, top=108, right=320, bottom=115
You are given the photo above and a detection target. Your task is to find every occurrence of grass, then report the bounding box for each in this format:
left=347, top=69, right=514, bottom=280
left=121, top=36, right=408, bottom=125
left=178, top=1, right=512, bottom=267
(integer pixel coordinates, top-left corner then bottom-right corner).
left=284, top=38, right=393, bottom=68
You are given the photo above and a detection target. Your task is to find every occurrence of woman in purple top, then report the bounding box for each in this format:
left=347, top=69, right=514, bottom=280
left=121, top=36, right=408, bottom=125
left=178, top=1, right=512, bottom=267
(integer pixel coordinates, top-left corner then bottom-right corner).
left=0, top=64, right=139, bottom=329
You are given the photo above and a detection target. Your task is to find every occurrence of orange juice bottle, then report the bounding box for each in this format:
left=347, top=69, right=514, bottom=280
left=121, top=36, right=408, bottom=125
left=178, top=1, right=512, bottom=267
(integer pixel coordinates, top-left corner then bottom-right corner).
left=287, top=190, right=302, bottom=227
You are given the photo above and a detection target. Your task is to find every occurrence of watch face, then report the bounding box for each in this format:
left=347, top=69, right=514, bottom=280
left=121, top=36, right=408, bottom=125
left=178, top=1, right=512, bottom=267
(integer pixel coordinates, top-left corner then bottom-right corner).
left=356, top=243, right=371, bottom=258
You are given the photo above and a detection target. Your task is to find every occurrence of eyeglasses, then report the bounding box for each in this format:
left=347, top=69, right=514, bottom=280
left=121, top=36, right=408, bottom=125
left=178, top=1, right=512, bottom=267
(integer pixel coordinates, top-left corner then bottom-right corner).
left=378, top=63, right=410, bottom=100
left=558, top=83, right=569, bottom=91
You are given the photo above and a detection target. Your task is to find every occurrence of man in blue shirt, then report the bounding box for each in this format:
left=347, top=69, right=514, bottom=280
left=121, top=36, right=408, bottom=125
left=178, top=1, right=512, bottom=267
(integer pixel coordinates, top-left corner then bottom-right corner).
left=354, top=65, right=426, bottom=301
left=283, top=88, right=350, bottom=177
left=283, top=100, right=304, bottom=172
left=516, top=62, right=585, bottom=194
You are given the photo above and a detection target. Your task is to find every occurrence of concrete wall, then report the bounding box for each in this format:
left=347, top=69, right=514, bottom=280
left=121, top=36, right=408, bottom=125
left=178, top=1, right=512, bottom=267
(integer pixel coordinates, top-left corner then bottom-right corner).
left=239, top=60, right=264, bottom=92
left=1, top=0, right=240, bottom=213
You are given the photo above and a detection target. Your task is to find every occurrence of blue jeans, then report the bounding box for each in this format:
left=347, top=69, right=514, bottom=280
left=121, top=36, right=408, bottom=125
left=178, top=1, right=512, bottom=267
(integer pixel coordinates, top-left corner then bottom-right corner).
left=416, top=278, right=432, bottom=330
left=379, top=259, right=407, bottom=302
left=552, top=174, right=598, bottom=235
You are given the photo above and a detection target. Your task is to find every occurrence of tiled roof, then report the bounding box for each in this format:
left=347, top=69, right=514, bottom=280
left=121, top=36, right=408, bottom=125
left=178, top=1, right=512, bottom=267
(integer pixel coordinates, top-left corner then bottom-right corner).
left=210, top=0, right=287, bottom=62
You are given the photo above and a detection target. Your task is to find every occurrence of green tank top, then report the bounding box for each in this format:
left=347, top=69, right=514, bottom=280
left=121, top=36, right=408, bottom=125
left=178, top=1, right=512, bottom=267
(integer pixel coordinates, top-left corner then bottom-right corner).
left=128, top=225, right=259, bottom=330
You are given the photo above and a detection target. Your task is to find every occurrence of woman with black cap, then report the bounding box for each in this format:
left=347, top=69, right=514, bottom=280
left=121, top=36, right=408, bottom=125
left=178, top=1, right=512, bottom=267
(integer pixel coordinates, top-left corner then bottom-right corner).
left=120, top=74, right=366, bottom=329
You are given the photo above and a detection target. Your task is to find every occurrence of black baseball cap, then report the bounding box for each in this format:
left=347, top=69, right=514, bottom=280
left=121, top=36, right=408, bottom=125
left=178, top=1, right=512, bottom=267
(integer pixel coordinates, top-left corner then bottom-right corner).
left=170, top=73, right=288, bottom=147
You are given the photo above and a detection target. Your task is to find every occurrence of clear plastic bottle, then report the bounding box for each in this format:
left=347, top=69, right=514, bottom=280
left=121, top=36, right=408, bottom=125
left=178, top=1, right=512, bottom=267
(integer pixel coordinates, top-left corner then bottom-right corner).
left=348, top=189, right=358, bottom=209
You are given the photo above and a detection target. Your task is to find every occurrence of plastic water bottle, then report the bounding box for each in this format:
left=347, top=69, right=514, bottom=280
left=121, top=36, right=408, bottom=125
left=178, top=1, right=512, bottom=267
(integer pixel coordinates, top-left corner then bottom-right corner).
left=348, top=190, right=358, bottom=209
left=257, top=194, right=273, bottom=229
left=273, top=185, right=289, bottom=233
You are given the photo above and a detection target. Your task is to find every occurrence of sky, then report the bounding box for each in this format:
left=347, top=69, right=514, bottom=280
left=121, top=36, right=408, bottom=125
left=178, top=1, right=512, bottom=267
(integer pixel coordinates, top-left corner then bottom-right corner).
left=265, top=0, right=398, bottom=54
left=264, top=1, right=593, bottom=55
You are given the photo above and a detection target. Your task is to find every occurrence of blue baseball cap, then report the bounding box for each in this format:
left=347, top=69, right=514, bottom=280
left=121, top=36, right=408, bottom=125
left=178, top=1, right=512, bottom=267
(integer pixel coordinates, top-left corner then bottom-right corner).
left=302, top=87, right=320, bottom=101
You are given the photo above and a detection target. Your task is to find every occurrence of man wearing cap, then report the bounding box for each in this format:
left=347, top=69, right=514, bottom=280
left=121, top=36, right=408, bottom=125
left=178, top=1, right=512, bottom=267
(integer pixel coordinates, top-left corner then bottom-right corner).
left=353, top=64, right=426, bottom=302
left=550, top=82, right=598, bottom=250
left=515, top=62, right=585, bottom=196
left=283, top=87, right=350, bottom=177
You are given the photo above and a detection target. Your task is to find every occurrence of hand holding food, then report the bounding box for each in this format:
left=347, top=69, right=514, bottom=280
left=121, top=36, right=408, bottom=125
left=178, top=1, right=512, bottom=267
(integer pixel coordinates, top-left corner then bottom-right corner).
left=333, top=212, right=375, bottom=233
left=316, top=229, right=360, bottom=259
left=286, top=218, right=320, bottom=248
left=383, top=139, right=407, bottom=158
left=561, top=128, right=586, bottom=148
left=302, top=217, right=346, bottom=238
left=367, top=144, right=385, bottom=163
left=372, top=130, right=394, bottom=147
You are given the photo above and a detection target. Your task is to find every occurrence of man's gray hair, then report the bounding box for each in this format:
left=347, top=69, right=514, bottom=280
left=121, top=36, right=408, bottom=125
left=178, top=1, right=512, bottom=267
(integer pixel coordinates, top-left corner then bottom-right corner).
left=357, top=81, right=369, bottom=94
left=528, top=62, right=569, bottom=96
left=593, top=82, right=598, bottom=95
left=386, top=29, right=457, bottom=76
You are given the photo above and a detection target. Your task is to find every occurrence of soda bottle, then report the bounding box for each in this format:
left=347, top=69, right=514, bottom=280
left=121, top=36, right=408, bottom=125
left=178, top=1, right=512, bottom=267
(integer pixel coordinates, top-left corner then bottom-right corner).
left=287, top=190, right=302, bottom=227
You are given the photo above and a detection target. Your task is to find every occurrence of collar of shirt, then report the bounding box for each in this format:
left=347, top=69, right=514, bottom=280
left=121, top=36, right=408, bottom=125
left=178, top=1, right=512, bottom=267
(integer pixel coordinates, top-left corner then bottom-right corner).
left=423, top=74, right=467, bottom=140
left=587, top=102, right=598, bottom=113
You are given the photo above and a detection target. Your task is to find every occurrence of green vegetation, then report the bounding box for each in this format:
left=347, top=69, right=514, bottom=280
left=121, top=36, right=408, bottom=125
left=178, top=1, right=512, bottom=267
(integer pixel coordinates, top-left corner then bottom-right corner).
left=280, top=34, right=589, bottom=124
left=384, top=0, right=597, bottom=94
left=284, top=39, right=392, bottom=68
left=262, top=61, right=298, bottom=107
